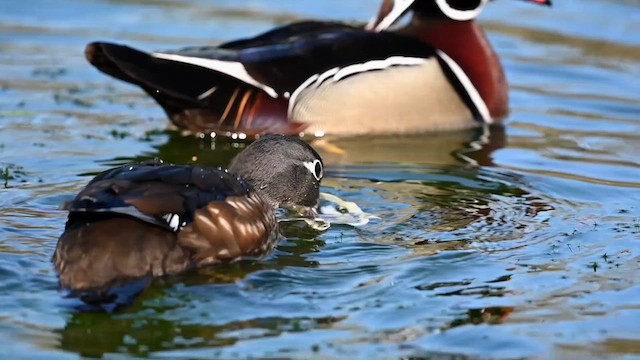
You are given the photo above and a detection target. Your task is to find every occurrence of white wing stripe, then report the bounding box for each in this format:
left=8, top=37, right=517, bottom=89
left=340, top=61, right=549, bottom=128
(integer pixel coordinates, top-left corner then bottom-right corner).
left=314, top=67, right=340, bottom=88
left=288, top=74, right=319, bottom=118
left=152, top=52, right=278, bottom=98
left=288, top=56, right=427, bottom=117
left=197, top=86, right=218, bottom=100
left=333, top=56, right=426, bottom=82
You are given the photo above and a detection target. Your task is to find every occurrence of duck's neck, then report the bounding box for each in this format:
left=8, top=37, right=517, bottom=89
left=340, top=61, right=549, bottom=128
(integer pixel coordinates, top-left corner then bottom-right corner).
left=400, top=17, right=508, bottom=120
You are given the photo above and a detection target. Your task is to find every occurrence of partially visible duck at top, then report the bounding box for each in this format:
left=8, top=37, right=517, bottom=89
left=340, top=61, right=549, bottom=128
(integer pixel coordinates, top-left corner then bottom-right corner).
left=85, top=0, right=550, bottom=137
left=53, top=135, right=323, bottom=304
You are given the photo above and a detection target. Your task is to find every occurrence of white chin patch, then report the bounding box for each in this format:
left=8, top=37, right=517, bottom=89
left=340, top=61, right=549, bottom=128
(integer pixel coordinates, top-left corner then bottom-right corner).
left=435, top=0, right=489, bottom=21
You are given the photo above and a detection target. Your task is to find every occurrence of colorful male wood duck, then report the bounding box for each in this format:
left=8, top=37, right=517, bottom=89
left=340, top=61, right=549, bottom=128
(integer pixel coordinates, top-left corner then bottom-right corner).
left=54, top=135, right=323, bottom=303
left=85, top=0, right=551, bottom=137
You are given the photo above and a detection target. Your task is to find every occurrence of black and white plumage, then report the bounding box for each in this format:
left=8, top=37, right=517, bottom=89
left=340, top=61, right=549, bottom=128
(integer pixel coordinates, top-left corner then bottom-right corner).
left=85, top=0, right=551, bottom=136
left=85, top=18, right=488, bottom=135
left=53, top=135, right=323, bottom=304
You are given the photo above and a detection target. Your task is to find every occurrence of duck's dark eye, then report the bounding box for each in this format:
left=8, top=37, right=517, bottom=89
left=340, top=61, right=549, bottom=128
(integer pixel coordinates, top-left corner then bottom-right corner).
left=444, top=0, right=483, bottom=11
left=314, top=161, right=323, bottom=180
left=303, top=159, right=323, bottom=181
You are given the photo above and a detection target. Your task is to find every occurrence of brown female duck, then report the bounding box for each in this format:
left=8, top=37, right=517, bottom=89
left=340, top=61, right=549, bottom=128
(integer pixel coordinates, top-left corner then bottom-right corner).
left=53, top=135, right=323, bottom=303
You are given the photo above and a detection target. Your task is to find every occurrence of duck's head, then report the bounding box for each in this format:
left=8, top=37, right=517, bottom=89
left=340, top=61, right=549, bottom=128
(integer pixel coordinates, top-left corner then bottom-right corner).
left=229, top=134, right=324, bottom=213
left=369, top=0, right=551, bottom=31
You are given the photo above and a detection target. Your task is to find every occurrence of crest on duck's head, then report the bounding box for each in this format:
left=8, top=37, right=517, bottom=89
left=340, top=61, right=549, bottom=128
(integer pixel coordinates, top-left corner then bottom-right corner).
left=369, top=0, right=551, bottom=31
left=433, top=0, right=490, bottom=21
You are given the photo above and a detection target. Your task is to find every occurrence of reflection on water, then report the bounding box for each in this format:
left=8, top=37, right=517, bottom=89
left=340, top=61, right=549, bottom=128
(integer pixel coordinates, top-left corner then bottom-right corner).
left=1, top=0, right=640, bottom=358
left=110, top=125, right=504, bottom=167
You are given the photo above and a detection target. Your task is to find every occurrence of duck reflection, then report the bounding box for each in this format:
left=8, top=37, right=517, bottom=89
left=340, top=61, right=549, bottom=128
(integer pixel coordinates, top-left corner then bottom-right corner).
left=57, top=303, right=343, bottom=358
left=109, top=124, right=506, bottom=169
left=314, top=125, right=505, bottom=167
left=55, top=232, right=328, bottom=355
left=449, top=306, right=515, bottom=327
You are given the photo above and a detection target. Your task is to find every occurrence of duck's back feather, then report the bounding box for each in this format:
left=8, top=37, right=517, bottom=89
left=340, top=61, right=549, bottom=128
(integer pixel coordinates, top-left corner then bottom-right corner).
left=63, top=162, right=250, bottom=229
left=54, top=162, right=276, bottom=296
left=155, top=24, right=437, bottom=94
left=218, top=21, right=356, bottom=49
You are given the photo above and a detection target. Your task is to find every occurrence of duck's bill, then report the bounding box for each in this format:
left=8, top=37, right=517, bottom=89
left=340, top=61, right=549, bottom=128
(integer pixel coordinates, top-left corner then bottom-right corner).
left=316, top=193, right=378, bottom=227
left=277, top=193, right=378, bottom=231
left=520, top=0, right=552, bottom=5
left=277, top=204, right=318, bottom=219
left=366, top=0, right=415, bottom=32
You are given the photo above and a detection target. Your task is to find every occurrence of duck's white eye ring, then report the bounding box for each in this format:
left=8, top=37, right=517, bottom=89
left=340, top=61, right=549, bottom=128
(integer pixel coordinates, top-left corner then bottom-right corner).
left=303, top=159, right=323, bottom=181
left=435, top=0, right=488, bottom=21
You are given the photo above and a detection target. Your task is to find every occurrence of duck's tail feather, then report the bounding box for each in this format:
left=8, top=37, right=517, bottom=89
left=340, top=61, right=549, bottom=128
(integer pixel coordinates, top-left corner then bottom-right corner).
left=86, top=42, right=247, bottom=102
left=85, top=42, right=294, bottom=135
left=53, top=217, right=189, bottom=305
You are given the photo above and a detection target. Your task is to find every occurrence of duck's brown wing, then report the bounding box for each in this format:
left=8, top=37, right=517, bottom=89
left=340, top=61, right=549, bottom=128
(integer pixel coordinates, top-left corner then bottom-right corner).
left=177, top=192, right=278, bottom=267
left=63, top=162, right=250, bottom=229
left=55, top=163, right=276, bottom=296
left=54, top=217, right=189, bottom=295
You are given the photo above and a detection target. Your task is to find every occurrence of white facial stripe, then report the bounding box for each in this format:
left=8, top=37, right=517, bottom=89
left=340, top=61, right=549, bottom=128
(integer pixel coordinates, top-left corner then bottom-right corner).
left=332, top=56, right=426, bottom=82
left=373, top=0, right=416, bottom=32
left=152, top=52, right=278, bottom=98
left=435, top=0, right=488, bottom=21
left=303, top=159, right=323, bottom=181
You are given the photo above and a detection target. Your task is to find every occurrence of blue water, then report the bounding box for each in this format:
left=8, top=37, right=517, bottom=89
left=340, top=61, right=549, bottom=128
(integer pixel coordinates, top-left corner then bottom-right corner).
left=1, top=0, right=639, bottom=358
